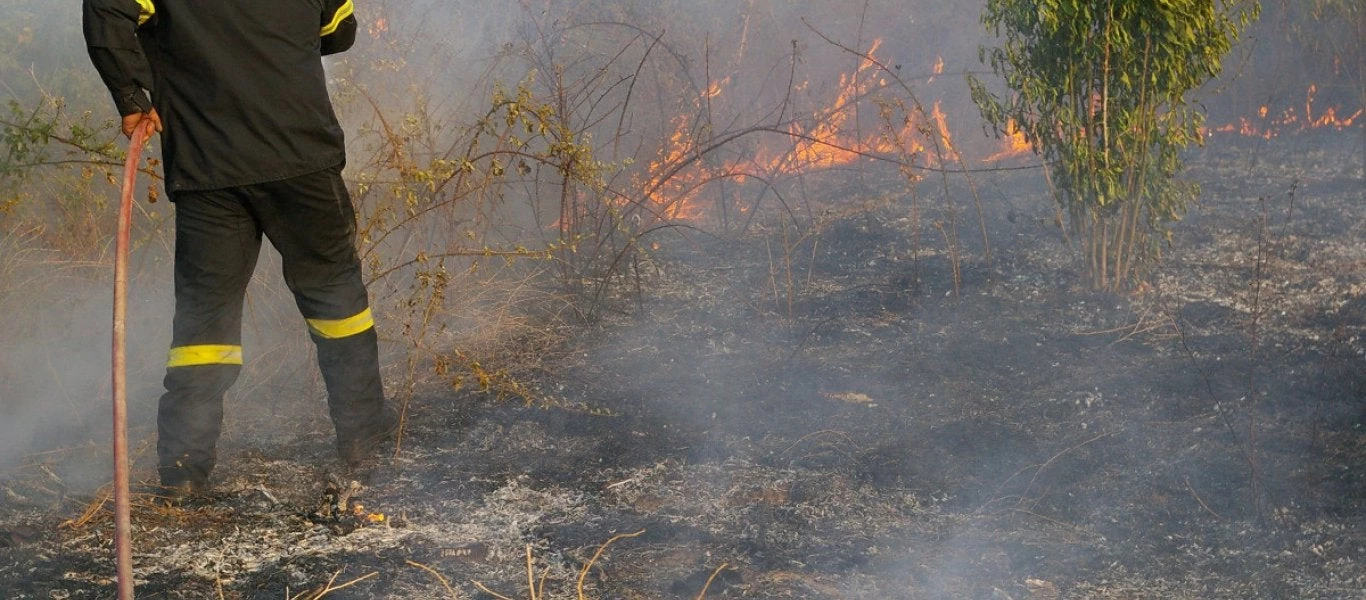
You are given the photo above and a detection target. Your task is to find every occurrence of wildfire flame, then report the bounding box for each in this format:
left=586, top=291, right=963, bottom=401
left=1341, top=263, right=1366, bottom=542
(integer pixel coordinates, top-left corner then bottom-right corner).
left=930, top=101, right=955, bottom=157
left=763, top=38, right=895, bottom=171
left=980, top=83, right=1359, bottom=160
left=640, top=48, right=1359, bottom=225
left=643, top=111, right=714, bottom=221
left=704, top=77, right=728, bottom=99
left=643, top=40, right=961, bottom=221
left=983, top=119, right=1033, bottom=162
left=1206, top=84, right=1361, bottom=139
left=927, top=55, right=945, bottom=84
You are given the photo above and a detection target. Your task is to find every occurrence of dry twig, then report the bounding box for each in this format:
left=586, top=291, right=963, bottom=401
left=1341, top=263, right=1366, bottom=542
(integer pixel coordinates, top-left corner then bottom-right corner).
left=470, top=580, right=517, bottom=600
left=695, top=562, right=732, bottom=599
left=406, top=559, right=461, bottom=598
left=1185, top=476, right=1223, bottom=520
left=1009, top=508, right=1103, bottom=539
left=61, top=485, right=112, bottom=530
left=290, top=569, right=378, bottom=600
left=527, top=544, right=538, bottom=600
left=1022, top=431, right=1115, bottom=508
left=577, top=529, right=646, bottom=598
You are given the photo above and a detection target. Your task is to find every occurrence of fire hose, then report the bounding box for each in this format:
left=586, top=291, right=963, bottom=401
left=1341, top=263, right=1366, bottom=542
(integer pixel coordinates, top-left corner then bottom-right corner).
left=113, top=119, right=153, bottom=600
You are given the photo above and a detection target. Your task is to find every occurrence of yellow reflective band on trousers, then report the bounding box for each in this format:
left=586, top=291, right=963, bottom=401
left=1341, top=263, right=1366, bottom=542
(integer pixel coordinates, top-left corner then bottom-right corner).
left=167, top=345, right=243, bottom=368
left=306, top=307, right=373, bottom=339
left=320, top=0, right=354, bottom=36
left=134, top=0, right=156, bottom=25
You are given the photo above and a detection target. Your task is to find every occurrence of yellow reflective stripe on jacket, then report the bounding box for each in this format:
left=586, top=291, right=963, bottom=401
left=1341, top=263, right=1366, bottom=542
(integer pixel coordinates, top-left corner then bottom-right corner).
left=306, top=307, right=373, bottom=339
left=167, top=345, right=243, bottom=368
left=135, top=0, right=155, bottom=25
left=320, top=0, right=354, bottom=36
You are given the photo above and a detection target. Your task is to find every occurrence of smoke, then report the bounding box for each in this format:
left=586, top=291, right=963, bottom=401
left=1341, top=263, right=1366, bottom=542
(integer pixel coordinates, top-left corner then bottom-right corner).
left=1, top=0, right=341, bottom=474
left=0, top=240, right=330, bottom=485
left=0, top=1, right=156, bottom=479
left=0, top=256, right=168, bottom=480
left=1, top=2, right=1362, bottom=595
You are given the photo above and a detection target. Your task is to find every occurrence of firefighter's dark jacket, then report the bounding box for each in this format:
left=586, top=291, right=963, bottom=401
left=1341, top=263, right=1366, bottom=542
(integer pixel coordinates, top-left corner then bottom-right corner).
left=82, top=0, right=358, bottom=193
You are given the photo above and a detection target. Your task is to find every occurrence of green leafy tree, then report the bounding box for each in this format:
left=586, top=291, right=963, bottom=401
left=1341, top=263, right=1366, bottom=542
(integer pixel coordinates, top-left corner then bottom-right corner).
left=970, top=0, right=1258, bottom=291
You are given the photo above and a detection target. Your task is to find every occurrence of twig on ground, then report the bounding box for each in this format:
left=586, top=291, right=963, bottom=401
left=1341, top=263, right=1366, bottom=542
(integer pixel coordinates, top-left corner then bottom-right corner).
left=695, top=562, right=732, bottom=599
left=1071, top=301, right=1172, bottom=345
left=527, top=544, right=538, bottom=600
left=780, top=429, right=861, bottom=465
left=605, top=475, right=642, bottom=490
left=577, top=529, right=646, bottom=599
left=1022, top=431, right=1115, bottom=508
left=60, top=485, right=112, bottom=529
left=406, top=559, right=460, bottom=598
left=291, top=569, right=377, bottom=600
left=1010, top=509, right=1103, bottom=539
left=1184, top=476, right=1223, bottom=520
left=470, top=580, right=516, bottom=600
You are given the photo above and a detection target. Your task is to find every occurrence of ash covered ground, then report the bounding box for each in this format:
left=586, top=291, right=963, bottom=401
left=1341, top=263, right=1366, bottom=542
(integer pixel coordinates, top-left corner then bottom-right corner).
left=1, top=132, right=1363, bottom=599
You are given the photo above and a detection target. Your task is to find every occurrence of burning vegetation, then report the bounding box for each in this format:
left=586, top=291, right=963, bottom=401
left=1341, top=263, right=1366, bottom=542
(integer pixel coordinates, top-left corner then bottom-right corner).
left=0, top=0, right=1363, bottom=598
left=1207, top=84, right=1362, bottom=139
left=640, top=37, right=966, bottom=224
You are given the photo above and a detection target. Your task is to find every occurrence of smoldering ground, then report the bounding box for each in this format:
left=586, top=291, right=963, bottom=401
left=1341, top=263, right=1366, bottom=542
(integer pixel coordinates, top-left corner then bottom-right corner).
left=2, top=0, right=1364, bottom=598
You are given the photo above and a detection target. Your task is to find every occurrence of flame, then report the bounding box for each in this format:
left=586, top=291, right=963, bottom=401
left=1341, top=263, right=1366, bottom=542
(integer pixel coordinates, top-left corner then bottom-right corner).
left=983, top=119, right=1033, bottom=162
left=1306, top=84, right=1316, bottom=124
left=641, top=40, right=960, bottom=222
left=1205, top=85, right=1361, bottom=139
left=759, top=40, right=953, bottom=173
left=704, top=77, right=730, bottom=99
left=772, top=39, right=889, bottom=171
left=930, top=101, right=955, bottom=156
left=643, top=112, right=714, bottom=221
left=927, top=55, right=944, bottom=84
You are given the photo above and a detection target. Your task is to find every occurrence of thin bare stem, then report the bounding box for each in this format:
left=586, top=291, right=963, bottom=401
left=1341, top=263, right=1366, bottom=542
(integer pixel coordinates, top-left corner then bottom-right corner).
left=694, top=562, right=732, bottom=599
left=576, top=529, right=646, bottom=599
left=406, top=560, right=460, bottom=599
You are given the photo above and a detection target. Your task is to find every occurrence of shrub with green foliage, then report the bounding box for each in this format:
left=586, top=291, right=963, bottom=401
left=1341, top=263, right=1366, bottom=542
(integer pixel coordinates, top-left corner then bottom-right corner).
left=970, top=0, right=1259, bottom=291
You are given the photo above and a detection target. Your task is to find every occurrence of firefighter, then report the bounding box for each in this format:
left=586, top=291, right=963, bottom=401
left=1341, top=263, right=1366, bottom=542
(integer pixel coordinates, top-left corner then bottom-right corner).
left=82, top=0, right=393, bottom=499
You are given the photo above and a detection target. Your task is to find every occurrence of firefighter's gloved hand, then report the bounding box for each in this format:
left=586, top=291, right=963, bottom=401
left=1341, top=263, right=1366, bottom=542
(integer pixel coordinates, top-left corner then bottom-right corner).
left=121, top=109, right=162, bottom=139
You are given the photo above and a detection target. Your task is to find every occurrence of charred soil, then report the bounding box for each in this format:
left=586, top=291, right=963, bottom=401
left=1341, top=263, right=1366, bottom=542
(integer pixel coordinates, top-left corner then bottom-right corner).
left=1, top=133, right=1363, bottom=599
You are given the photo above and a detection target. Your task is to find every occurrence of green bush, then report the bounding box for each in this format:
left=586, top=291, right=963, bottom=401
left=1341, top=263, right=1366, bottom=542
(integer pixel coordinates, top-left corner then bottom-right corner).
left=970, top=0, right=1259, bottom=291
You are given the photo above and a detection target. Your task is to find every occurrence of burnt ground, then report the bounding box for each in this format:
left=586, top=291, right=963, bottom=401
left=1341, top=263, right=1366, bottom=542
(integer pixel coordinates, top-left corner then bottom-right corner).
left=1, top=132, right=1363, bottom=599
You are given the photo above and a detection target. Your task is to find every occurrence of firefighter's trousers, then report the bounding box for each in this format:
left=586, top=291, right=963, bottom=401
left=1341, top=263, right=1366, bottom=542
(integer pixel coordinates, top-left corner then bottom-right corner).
left=157, top=165, right=385, bottom=487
